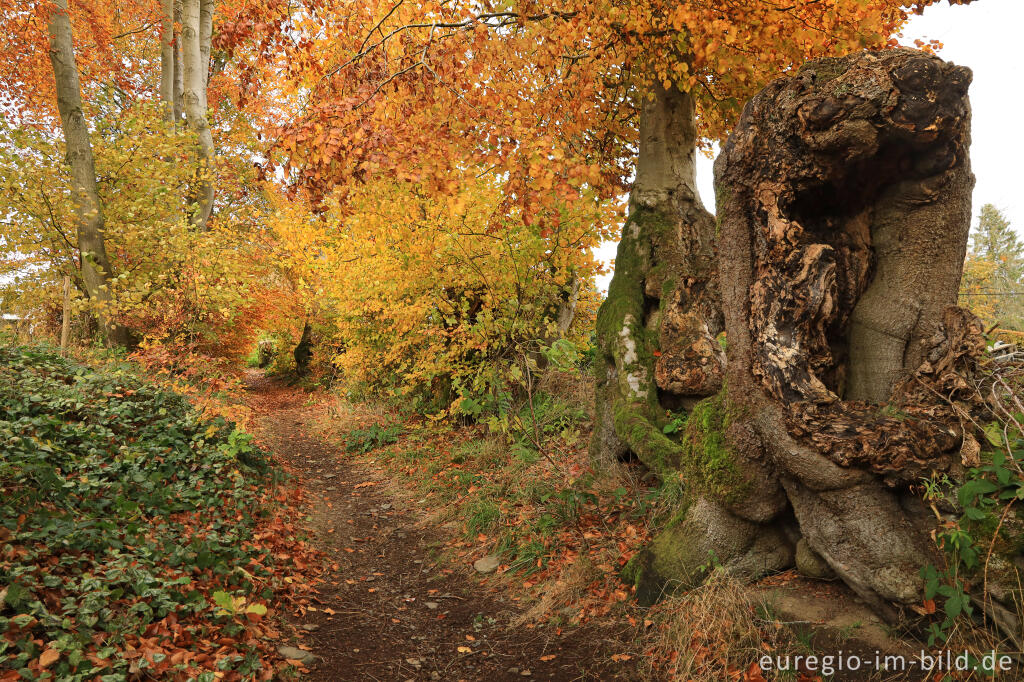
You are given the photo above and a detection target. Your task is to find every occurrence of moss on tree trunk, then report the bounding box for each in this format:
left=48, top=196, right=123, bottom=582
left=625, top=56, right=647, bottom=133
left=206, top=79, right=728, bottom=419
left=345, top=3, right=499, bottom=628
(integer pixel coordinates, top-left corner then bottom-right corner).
left=591, top=84, right=723, bottom=473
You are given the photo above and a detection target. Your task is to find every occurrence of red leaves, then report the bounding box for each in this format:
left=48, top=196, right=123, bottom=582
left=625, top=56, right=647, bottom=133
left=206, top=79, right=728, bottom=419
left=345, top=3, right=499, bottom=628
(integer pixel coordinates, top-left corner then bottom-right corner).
left=744, top=661, right=769, bottom=681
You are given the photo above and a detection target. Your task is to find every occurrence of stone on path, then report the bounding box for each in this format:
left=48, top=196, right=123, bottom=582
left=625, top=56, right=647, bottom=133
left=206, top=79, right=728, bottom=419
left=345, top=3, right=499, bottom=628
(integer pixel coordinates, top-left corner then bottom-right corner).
left=277, top=644, right=317, bottom=664
left=473, top=556, right=500, bottom=574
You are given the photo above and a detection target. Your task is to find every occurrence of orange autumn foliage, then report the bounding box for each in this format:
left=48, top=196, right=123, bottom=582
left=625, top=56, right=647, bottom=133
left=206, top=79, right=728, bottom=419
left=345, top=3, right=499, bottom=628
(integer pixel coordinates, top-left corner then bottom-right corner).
left=258, top=0, right=964, bottom=220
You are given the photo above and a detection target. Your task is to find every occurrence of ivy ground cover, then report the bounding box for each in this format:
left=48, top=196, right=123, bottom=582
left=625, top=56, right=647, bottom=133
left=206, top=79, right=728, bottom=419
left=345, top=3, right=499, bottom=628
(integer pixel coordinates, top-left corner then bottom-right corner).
left=0, top=343, right=314, bottom=681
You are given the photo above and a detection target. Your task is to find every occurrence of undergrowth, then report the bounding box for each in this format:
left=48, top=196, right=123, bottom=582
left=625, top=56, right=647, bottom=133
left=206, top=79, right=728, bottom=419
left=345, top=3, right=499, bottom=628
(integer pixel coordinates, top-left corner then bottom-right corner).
left=0, top=342, right=316, bottom=681
left=916, top=351, right=1024, bottom=670
left=319, top=365, right=657, bottom=631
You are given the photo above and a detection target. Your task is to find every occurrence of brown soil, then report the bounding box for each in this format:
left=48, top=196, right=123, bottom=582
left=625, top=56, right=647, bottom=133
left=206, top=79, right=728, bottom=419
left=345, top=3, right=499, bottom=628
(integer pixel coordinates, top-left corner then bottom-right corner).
left=244, top=372, right=647, bottom=682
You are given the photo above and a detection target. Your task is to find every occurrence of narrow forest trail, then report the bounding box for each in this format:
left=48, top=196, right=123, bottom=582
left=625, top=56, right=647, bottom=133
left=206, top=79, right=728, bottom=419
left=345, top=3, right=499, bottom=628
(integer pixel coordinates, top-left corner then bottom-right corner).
left=243, top=371, right=647, bottom=682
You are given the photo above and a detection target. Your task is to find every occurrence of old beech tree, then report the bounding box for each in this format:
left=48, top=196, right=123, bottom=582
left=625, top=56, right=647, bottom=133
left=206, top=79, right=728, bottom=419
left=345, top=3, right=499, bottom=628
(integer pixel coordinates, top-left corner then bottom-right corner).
left=626, top=47, right=992, bottom=622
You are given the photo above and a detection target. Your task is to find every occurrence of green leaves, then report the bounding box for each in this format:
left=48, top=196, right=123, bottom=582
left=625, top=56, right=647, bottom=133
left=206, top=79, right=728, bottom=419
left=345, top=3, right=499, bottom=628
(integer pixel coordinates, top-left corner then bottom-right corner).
left=343, top=424, right=403, bottom=453
left=957, top=478, right=998, bottom=508
left=211, top=590, right=268, bottom=617
left=0, top=342, right=277, bottom=678
left=919, top=416, right=1024, bottom=647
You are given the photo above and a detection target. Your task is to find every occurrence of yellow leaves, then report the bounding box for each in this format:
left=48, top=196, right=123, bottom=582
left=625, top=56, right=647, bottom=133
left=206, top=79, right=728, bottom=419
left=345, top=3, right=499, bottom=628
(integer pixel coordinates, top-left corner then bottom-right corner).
left=263, top=170, right=603, bottom=409
left=448, top=194, right=468, bottom=216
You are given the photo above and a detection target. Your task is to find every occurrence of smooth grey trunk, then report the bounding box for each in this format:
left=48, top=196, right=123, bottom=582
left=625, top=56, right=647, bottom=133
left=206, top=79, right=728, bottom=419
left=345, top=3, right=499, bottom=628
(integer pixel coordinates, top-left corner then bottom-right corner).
left=172, top=0, right=184, bottom=123
left=47, top=0, right=130, bottom=347
left=159, top=0, right=175, bottom=122
left=181, top=0, right=215, bottom=229
left=845, top=167, right=974, bottom=402
left=200, top=0, right=214, bottom=87
left=632, top=84, right=702, bottom=210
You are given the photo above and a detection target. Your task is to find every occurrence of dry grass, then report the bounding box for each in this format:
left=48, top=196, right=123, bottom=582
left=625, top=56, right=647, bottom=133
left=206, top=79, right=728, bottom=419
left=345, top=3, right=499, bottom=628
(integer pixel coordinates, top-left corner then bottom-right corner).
left=643, top=570, right=788, bottom=681
left=514, top=553, right=606, bottom=625
left=537, top=366, right=594, bottom=419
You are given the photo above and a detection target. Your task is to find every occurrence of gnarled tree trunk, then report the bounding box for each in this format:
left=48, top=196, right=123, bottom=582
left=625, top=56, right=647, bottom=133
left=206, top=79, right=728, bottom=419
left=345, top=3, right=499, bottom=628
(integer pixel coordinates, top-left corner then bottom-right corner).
left=626, top=49, right=992, bottom=625
left=591, top=84, right=723, bottom=474
left=47, top=0, right=131, bottom=348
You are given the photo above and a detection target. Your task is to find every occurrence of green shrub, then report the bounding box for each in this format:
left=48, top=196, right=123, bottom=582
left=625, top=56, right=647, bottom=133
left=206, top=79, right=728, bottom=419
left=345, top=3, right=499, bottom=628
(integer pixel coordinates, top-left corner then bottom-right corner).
left=342, top=424, right=403, bottom=453
left=0, top=342, right=277, bottom=679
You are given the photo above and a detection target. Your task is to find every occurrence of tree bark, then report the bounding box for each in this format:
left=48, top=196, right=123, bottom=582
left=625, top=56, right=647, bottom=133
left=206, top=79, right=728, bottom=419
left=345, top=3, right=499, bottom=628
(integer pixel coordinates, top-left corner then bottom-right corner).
left=47, top=0, right=131, bottom=347
left=591, top=84, right=723, bottom=473
left=60, top=275, right=71, bottom=349
left=633, top=48, right=980, bottom=620
left=159, top=0, right=175, bottom=122
left=199, top=0, right=214, bottom=88
left=172, top=0, right=184, bottom=123
left=181, top=0, right=214, bottom=229
left=294, top=322, right=313, bottom=376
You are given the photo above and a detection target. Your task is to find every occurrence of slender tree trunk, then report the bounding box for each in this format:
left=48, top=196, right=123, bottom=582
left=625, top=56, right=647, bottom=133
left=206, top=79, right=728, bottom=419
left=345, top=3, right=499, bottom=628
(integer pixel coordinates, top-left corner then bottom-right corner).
left=182, top=0, right=214, bottom=229
left=199, top=0, right=214, bottom=87
left=172, top=0, right=184, bottom=123
left=159, top=0, right=175, bottom=122
left=60, top=275, right=71, bottom=349
left=47, top=0, right=131, bottom=348
left=591, top=84, right=723, bottom=471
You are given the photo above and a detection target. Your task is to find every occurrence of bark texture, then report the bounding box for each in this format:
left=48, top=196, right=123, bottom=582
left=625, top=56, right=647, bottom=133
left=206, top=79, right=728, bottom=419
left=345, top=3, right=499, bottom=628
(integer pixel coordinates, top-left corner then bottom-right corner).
left=160, top=0, right=175, bottom=122
left=199, top=0, right=214, bottom=87
left=709, top=49, right=976, bottom=617
left=47, top=0, right=131, bottom=347
left=182, top=0, right=215, bottom=229
left=173, top=0, right=185, bottom=123
left=591, top=84, right=723, bottom=473
left=622, top=50, right=998, bottom=625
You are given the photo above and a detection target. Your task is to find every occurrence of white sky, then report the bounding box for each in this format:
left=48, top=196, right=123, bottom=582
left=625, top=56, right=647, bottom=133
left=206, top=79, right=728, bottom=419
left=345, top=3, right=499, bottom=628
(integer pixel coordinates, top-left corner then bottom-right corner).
left=597, top=0, right=1024, bottom=289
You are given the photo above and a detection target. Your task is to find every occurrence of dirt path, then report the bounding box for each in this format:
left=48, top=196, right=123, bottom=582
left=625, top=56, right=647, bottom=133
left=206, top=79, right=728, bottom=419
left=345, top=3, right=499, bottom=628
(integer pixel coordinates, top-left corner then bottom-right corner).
left=244, top=372, right=646, bottom=681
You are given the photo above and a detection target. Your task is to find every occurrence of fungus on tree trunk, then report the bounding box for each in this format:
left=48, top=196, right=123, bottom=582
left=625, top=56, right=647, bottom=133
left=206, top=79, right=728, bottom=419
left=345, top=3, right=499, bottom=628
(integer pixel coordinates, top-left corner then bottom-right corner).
left=624, top=49, right=999, bottom=626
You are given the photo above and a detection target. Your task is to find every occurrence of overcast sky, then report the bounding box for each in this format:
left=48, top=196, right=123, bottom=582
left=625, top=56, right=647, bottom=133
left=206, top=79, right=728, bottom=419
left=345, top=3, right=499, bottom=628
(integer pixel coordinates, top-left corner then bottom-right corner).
left=598, top=0, right=1024, bottom=288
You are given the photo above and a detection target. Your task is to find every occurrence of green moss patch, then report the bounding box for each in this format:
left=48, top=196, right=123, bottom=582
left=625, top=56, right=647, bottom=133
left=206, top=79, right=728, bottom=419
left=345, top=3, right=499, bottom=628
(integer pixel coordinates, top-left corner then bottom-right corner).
left=675, top=391, right=749, bottom=504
